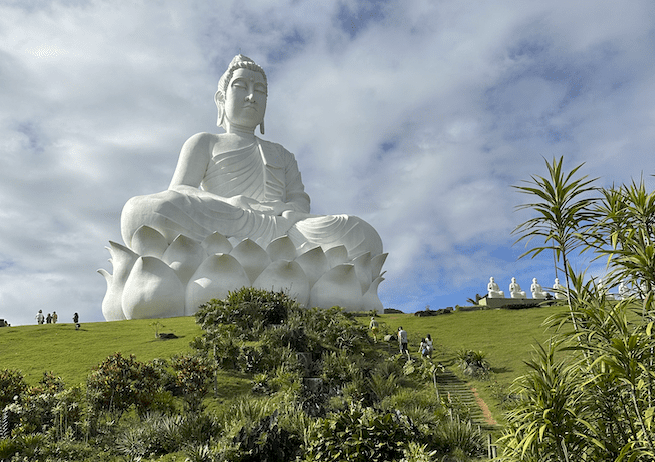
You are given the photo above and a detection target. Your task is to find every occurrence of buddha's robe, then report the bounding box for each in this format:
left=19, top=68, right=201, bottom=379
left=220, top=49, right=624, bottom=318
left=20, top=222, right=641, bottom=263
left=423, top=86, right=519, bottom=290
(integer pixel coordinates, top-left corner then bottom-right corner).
left=120, top=137, right=382, bottom=258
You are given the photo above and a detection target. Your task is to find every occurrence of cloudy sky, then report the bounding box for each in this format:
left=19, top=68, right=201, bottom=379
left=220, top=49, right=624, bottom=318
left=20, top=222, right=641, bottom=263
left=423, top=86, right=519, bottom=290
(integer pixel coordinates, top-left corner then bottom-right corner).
left=1, top=0, right=654, bottom=326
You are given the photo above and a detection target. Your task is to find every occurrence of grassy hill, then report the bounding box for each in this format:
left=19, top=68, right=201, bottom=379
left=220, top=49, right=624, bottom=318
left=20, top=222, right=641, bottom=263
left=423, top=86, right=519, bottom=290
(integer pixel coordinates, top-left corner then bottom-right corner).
left=0, top=317, right=203, bottom=385
left=0, top=304, right=570, bottom=422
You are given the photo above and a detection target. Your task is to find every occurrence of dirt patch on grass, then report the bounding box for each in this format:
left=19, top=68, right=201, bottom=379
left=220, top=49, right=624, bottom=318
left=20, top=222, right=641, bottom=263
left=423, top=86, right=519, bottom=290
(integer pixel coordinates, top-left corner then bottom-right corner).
left=471, top=387, right=497, bottom=426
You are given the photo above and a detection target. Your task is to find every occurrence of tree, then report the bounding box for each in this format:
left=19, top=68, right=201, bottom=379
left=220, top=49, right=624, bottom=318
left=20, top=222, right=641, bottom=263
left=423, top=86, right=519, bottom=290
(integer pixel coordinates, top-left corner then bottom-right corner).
left=588, top=178, right=655, bottom=298
left=512, top=156, right=598, bottom=328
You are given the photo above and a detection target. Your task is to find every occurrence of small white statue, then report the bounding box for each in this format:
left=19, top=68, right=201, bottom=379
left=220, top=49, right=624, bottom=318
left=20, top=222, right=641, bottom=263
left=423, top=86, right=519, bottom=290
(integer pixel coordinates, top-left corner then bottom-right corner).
left=487, top=277, right=505, bottom=298
left=553, top=278, right=567, bottom=300
left=509, top=277, right=526, bottom=299
left=598, top=278, right=617, bottom=300
left=530, top=278, right=547, bottom=299
left=618, top=282, right=630, bottom=300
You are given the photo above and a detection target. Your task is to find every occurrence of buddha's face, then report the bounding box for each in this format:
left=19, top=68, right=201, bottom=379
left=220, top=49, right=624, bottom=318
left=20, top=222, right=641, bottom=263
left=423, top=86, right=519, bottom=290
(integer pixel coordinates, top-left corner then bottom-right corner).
left=223, top=68, right=267, bottom=131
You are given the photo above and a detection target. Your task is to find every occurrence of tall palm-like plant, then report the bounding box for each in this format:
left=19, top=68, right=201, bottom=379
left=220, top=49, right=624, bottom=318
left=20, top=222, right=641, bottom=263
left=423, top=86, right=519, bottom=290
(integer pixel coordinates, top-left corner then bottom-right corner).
left=588, top=178, right=655, bottom=299
left=499, top=341, right=587, bottom=462
left=512, top=156, right=598, bottom=329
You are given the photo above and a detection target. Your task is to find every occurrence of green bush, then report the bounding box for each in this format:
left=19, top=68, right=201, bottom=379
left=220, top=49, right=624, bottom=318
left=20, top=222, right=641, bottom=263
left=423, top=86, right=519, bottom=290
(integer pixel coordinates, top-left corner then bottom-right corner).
left=86, top=352, right=161, bottom=417
left=435, top=417, right=485, bottom=459
left=304, top=405, right=413, bottom=462
left=171, top=352, right=215, bottom=411
left=0, top=369, right=27, bottom=409
left=196, top=288, right=295, bottom=338
left=455, top=349, right=490, bottom=378
left=227, top=411, right=301, bottom=462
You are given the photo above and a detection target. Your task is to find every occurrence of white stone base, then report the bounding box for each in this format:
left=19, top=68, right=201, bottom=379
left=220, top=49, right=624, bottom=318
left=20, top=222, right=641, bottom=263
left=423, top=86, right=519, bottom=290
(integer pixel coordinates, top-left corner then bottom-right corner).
left=478, top=297, right=542, bottom=309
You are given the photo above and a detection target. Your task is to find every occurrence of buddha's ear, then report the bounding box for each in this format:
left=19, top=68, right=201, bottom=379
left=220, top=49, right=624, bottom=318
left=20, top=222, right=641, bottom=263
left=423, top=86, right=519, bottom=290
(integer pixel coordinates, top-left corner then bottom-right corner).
left=215, top=90, right=225, bottom=128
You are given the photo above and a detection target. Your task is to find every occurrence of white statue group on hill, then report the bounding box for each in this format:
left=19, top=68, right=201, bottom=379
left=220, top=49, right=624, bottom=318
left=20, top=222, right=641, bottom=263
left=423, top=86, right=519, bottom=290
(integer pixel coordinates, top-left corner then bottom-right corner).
left=487, top=276, right=568, bottom=300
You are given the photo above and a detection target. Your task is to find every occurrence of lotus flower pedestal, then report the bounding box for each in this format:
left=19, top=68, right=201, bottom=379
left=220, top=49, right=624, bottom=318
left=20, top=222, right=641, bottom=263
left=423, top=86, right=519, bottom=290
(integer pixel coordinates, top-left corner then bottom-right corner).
left=99, top=226, right=386, bottom=320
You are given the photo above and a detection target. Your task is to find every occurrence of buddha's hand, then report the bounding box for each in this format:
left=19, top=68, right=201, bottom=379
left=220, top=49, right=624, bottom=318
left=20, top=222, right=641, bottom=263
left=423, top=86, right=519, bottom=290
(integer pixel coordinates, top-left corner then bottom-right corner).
left=250, top=200, right=295, bottom=216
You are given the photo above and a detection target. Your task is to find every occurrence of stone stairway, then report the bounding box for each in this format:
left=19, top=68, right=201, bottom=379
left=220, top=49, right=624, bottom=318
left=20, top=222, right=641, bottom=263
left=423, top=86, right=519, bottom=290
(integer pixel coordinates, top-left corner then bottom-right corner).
left=433, top=368, right=497, bottom=430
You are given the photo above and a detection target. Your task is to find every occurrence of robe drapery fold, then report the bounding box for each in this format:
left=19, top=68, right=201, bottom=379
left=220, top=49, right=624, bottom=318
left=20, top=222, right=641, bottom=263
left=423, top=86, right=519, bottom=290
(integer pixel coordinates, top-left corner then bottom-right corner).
left=121, top=137, right=382, bottom=258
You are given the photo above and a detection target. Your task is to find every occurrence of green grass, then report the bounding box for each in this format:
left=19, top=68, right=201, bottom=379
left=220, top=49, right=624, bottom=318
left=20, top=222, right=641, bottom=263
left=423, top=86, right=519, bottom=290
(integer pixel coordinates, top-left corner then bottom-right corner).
left=378, top=305, right=569, bottom=376
left=0, top=317, right=202, bottom=385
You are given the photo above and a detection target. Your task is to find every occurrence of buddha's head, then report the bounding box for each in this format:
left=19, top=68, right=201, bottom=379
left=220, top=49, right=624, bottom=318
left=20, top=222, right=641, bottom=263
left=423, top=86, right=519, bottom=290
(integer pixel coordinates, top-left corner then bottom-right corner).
left=216, top=55, right=268, bottom=134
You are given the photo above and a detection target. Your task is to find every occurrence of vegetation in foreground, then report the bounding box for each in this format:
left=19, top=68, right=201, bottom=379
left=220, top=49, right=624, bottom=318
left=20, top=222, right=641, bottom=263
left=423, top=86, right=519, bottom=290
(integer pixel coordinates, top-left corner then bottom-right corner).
left=0, top=288, right=493, bottom=461
left=498, top=158, right=655, bottom=461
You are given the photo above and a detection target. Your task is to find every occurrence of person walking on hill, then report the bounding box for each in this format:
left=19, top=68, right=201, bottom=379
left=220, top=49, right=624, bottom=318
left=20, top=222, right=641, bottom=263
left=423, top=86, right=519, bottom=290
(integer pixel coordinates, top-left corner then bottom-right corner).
left=419, top=338, right=430, bottom=357
left=425, top=334, right=433, bottom=356
left=73, top=312, right=80, bottom=330
left=369, top=317, right=379, bottom=342
left=35, top=310, right=44, bottom=325
left=52, top=311, right=58, bottom=324
left=398, top=327, right=410, bottom=360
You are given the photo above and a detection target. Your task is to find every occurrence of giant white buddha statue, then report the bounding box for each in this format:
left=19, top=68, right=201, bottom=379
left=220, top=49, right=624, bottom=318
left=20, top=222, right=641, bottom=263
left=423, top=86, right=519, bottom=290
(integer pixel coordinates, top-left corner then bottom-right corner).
left=100, top=55, right=386, bottom=320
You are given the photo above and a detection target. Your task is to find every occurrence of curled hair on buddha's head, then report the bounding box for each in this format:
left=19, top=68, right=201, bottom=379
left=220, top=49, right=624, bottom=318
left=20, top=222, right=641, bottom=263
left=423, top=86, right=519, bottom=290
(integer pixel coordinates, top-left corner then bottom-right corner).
left=215, top=54, right=268, bottom=133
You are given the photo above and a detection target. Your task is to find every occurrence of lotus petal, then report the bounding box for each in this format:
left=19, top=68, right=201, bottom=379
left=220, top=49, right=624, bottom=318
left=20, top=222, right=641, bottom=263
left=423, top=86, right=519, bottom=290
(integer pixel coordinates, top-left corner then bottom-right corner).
left=353, top=252, right=372, bottom=294
left=230, top=238, right=271, bottom=283
left=266, top=235, right=297, bottom=261
left=309, top=264, right=363, bottom=312
left=294, top=246, right=328, bottom=289
left=162, top=234, right=205, bottom=285
left=122, top=256, right=185, bottom=319
left=186, top=254, right=250, bottom=315
left=370, top=253, right=388, bottom=280
left=99, top=269, right=126, bottom=322
left=325, top=245, right=348, bottom=268
left=362, top=276, right=385, bottom=312
left=98, top=241, right=138, bottom=321
left=201, top=231, right=233, bottom=256
left=253, top=260, right=310, bottom=307
left=131, top=225, right=169, bottom=258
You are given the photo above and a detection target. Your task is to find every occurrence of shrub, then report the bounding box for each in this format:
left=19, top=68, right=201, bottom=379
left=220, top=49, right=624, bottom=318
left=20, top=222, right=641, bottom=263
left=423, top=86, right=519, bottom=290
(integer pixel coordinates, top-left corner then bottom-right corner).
left=12, top=371, right=66, bottom=435
left=171, top=353, right=215, bottom=411
left=196, top=288, right=295, bottom=338
left=227, top=411, right=301, bottom=462
left=435, top=417, right=485, bottom=459
left=455, top=349, right=490, bottom=378
left=86, top=352, right=161, bottom=417
left=304, top=405, right=413, bottom=462
left=0, top=369, right=26, bottom=409
left=320, top=350, right=365, bottom=392
left=366, top=371, right=398, bottom=402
